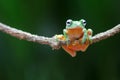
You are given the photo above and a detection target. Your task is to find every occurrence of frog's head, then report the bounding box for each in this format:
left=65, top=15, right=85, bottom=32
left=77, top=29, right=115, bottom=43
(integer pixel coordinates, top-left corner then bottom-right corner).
left=66, top=19, right=86, bottom=29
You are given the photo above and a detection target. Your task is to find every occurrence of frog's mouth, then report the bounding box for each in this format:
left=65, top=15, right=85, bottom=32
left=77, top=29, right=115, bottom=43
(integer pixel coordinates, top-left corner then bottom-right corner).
left=66, top=26, right=83, bottom=29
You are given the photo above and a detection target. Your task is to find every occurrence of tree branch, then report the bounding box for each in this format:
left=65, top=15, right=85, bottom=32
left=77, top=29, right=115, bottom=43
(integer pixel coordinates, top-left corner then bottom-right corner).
left=0, top=22, right=120, bottom=49
left=91, top=24, right=120, bottom=43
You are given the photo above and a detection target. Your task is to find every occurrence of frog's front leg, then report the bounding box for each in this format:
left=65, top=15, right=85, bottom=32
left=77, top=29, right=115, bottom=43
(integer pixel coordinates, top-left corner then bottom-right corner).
left=81, top=28, right=88, bottom=44
left=63, top=29, right=70, bottom=45
left=87, top=29, right=93, bottom=43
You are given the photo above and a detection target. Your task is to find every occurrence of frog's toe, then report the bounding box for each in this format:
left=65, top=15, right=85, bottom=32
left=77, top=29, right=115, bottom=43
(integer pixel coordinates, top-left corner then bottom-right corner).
left=54, top=34, right=65, bottom=41
left=89, top=36, right=92, bottom=44
left=87, top=29, right=93, bottom=36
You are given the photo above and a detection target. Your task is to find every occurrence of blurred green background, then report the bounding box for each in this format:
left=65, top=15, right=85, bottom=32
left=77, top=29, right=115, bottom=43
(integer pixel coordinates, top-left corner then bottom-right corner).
left=0, top=0, right=120, bottom=80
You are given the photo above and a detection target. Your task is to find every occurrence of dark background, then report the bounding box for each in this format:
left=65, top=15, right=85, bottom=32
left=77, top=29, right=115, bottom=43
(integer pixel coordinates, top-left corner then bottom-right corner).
left=0, top=0, right=120, bottom=80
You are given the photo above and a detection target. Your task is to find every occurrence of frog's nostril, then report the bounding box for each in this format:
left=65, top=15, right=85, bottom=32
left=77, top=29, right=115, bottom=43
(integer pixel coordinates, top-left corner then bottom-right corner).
left=76, top=22, right=80, bottom=26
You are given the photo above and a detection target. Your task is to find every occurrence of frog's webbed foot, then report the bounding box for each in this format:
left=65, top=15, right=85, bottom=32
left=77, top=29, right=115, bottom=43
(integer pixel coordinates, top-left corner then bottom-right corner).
left=62, top=46, right=76, bottom=57
left=54, top=34, right=66, bottom=43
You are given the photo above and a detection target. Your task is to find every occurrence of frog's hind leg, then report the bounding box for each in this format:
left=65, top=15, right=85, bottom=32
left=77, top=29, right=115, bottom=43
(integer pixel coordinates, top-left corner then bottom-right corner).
left=62, top=46, right=76, bottom=57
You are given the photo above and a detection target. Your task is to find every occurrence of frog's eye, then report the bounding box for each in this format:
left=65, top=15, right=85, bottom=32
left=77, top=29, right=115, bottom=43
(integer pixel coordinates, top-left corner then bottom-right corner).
left=81, top=19, right=86, bottom=26
left=66, top=19, right=72, bottom=26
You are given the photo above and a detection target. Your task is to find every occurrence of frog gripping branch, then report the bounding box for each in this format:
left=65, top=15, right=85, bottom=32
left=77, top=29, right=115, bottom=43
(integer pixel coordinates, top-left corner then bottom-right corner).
left=55, top=19, right=93, bottom=57
left=0, top=20, right=120, bottom=57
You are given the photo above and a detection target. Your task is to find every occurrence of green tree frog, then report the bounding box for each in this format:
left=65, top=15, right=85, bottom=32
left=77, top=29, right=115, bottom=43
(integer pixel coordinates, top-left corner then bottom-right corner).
left=55, top=19, right=93, bottom=57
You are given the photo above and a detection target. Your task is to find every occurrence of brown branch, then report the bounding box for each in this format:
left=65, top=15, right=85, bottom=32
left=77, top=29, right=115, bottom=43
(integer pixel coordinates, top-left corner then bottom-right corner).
left=91, top=24, right=120, bottom=43
left=0, top=22, right=120, bottom=49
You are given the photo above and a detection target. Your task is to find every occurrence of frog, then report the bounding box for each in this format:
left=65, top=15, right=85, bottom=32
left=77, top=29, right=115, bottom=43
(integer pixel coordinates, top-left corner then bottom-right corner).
left=55, top=19, right=93, bottom=57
